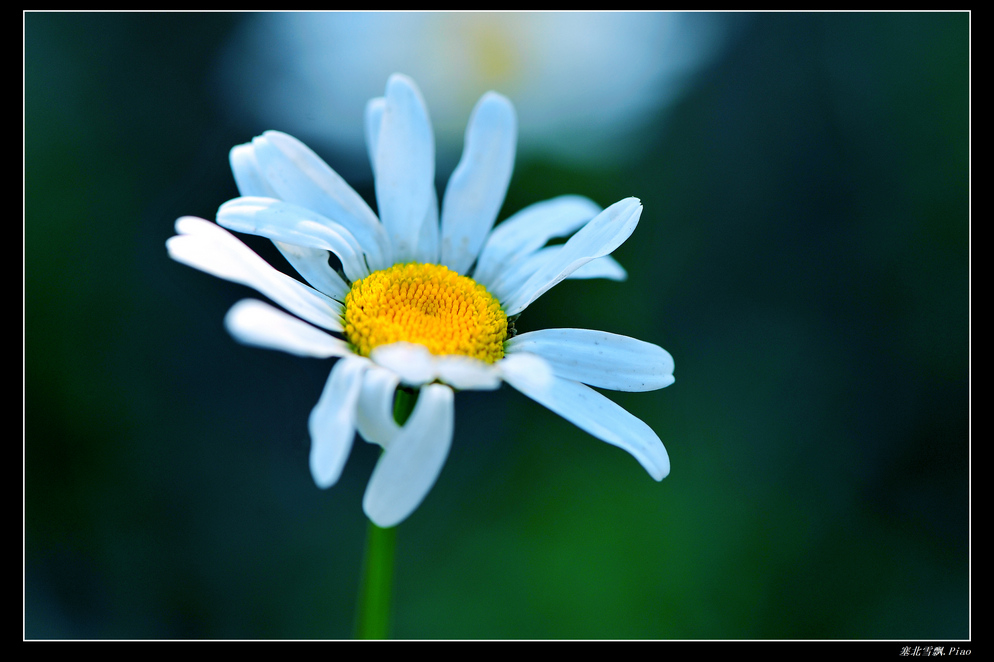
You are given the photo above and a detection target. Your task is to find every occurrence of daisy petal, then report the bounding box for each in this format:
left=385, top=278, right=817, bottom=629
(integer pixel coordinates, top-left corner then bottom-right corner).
left=230, top=146, right=349, bottom=298
left=501, top=197, right=643, bottom=316
left=250, top=130, right=390, bottom=270
left=308, top=356, right=370, bottom=489
left=368, top=343, right=503, bottom=391
left=217, top=196, right=369, bottom=282
left=440, top=92, right=517, bottom=275
left=434, top=355, right=502, bottom=391
left=502, top=366, right=670, bottom=481
left=497, top=351, right=555, bottom=391
left=506, top=328, right=675, bottom=392
left=230, top=143, right=278, bottom=198
left=370, top=342, right=436, bottom=386
left=485, top=245, right=558, bottom=303
left=490, top=250, right=625, bottom=303
left=362, top=383, right=455, bottom=527
left=473, top=195, right=602, bottom=288
left=224, top=299, right=352, bottom=358
left=269, top=241, right=350, bottom=301
left=415, top=190, right=441, bottom=265
left=364, top=96, right=386, bottom=176
left=355, top=366, right=402, bottom=448
left=167, top=217, right=344, bottom=332
left=375, top=74, right=435, bottom=264
left=567, top=255, right=627, bottom=281
left=367, top=90, right=440, bottom=264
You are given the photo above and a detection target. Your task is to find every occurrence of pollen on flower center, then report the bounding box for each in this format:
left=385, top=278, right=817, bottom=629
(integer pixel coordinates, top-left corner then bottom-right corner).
left=344, top=263, right=508, bottom=363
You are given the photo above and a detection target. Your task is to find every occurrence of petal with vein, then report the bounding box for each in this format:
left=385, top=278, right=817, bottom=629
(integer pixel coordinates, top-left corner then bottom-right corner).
left=440, top=92, right=517, bottom=275
left=506, top=328, right=675, bottom=392
left=224, top=299, right=352, bottom=358
left=501, top=197, right=643, bottom=316
left=251, top=131, right=390, bottom=270
left=473, top=195, right=601, bottom=289
left=375, top=74, right=435, bottom=264
left=486, top=246, right=556, bottom=303
left=308, top=356, right=370, bottom=488
left=229, top=147, right=349, bottom=298
left=502, top=368, right=670, bottom=481
left=491, top=250, right=626, bottom=303
left=218, top=196, right=369, bottom=282
left=363, top=384, right=455, bottom=527
left=167, top=217, right=344, bottom=332
left=368, top=97, right=442, bottom=263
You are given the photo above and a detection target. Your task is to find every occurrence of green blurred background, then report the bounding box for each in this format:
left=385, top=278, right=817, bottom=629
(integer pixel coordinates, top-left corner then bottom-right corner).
left=25, top=12, right=969, bottom=639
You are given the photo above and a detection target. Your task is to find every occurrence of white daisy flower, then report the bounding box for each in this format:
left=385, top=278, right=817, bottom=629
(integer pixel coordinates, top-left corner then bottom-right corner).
left=167, top=74, right=675, bottom=528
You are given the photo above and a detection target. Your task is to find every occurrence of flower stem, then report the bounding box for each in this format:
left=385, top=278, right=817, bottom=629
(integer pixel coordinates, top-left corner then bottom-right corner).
left=392, top=386, right=417, bottom=426
left=354, top=387, right=417, bottom=639
left=355, top=521, right=397, bottom=639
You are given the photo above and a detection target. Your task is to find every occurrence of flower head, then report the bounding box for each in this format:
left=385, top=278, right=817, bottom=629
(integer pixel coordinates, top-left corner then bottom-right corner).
left=167, top=74, right=674, bottom=528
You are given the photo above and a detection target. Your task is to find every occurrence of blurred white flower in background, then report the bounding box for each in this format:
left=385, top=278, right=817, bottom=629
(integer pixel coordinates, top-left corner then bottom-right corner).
left=214, top=12, right=729, bottom=177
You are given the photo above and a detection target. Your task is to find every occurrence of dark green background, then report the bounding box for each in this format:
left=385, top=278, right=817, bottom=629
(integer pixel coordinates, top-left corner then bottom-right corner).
left=25, top=12, right=969, bottom=639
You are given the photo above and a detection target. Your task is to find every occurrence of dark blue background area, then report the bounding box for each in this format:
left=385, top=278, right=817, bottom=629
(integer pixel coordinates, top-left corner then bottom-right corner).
left=25, top=12, right=969, bottom=640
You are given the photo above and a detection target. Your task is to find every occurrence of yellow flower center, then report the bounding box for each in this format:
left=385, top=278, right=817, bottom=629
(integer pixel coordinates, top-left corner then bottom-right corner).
left=343, top=263, right=507, bottom=363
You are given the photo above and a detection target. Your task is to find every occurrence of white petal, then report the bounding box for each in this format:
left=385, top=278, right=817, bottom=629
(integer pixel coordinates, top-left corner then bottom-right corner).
left=355, top=366, right=402, bottom=448
left=440, top=91, right=517, bottom=275
left=230, top=143, right=278, bottom=198
left=364, top=96, right=386, bottom=177
left=434, top=355, right=502, bottom=391
left=369, top=342, right=504, bottom=391
left=375, top=74, right=435, bottom=264
left=488, top=251, right=625, bottom=303
left=308, top=357, right=370, bottom=488
left=270, top=241, right=350, bottom=301
left=497, top=351, right=555, bottom=392
left=370, top=342, right=436, bottom=386
left=250, top=131, right=390, bottom=270
left=473, top=195, right=601, bottom=289
left=229, top=146, right=350, bottom=298
left=223, top=299, right=352, bottom=359
left=217, top=197, right=369, bottom=282
left=485, top=245, right=557, bottom=304
left=506, top=328, right=675, bottom=392
left=501, top=197, right=643, bottom=316
left=167, top=217, right=344, bottom=332
left=415, top=189, right=440, bottom=265
left=567, top=255, right=627, bottom=281
left=367, top=99, right=442, bottom=264
left=502, top=367, right=670, bottom=481
left=362, top=384, right=455, bottom=527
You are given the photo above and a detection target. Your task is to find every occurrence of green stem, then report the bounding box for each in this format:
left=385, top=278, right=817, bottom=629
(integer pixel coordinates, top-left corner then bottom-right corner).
left=355, top=521, right=397, bottom=639
left=392, top=386, right=417, bottom=426
left=354, top=387, right=417, bottom=640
